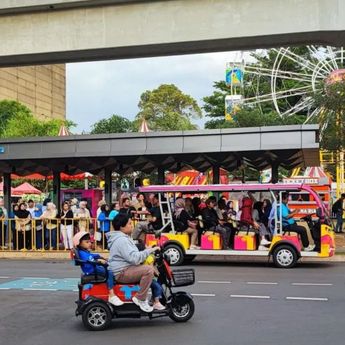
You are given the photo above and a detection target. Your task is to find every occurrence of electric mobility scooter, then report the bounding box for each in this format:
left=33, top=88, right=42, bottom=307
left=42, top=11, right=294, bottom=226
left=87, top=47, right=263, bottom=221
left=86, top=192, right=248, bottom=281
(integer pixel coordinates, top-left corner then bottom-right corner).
left=72, top=247, right=195, bottom=331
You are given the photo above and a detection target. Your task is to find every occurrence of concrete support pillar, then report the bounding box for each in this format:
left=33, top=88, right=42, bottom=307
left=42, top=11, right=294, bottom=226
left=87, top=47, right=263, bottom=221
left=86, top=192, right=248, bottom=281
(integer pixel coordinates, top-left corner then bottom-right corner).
left=52, top=172, right=61, bottom=211
left=104, top=168, right=112, bottom=205
left=212, top=165, right=220, bottom=184
left=271, top=164, right=279, bottom=184
left=157, top=167, right=165, bottom=185
left=3, top=173, right=11, bottom=213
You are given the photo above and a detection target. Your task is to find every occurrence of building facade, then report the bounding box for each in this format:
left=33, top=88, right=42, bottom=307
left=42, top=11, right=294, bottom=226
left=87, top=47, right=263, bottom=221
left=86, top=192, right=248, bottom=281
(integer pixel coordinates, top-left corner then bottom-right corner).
left=0, top=64, right=65, bottom=120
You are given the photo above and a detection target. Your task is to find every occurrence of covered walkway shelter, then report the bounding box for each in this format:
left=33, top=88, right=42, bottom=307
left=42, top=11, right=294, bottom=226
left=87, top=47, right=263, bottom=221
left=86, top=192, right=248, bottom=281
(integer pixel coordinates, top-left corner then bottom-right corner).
left=0, top=125, right=319, bottom=210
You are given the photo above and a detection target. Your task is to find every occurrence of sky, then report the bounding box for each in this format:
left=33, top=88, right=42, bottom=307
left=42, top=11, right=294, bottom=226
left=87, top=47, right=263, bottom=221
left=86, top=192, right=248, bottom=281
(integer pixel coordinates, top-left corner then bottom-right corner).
left=66, top=51, right=249, bottom=133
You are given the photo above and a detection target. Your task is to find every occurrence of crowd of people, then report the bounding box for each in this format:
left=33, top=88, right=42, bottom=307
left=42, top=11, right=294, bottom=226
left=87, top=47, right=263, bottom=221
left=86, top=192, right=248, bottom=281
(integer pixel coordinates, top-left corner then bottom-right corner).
left=0, top=197, right=95, bottom=250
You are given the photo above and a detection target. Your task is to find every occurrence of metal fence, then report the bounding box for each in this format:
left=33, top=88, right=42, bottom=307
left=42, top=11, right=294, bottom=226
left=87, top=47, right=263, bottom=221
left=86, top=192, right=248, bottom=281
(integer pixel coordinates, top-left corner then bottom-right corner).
left=0, top=218, right=119, bottom=252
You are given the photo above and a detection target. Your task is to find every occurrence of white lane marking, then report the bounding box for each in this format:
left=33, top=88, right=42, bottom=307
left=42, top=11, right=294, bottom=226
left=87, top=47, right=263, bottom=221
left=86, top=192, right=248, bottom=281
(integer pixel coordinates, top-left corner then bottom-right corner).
left=0, top=276, right=10, bottom=279
left=23, top=288, right=57, bottom=291
left=198, top=281, right=231, bottom=284
left=73, top=289, right=79, bottom=292
left=291, top=283, right=333, bottom=286
left=0, top=288, right=10, bottom=290
left=22, top=277, right=48, bottom=280
left=230, top=294, right=270, bottom=299
left=191, top=293, right=216, bottom=297
left=247, top=282, right=278, bottom=285
left=286, top=297, right=328, bottom=301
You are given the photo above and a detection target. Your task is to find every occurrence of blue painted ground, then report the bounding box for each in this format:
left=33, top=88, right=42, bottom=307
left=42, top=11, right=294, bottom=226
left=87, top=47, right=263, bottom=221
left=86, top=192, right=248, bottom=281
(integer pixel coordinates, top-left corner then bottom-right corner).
left=0, top=277, right=79, bottom=291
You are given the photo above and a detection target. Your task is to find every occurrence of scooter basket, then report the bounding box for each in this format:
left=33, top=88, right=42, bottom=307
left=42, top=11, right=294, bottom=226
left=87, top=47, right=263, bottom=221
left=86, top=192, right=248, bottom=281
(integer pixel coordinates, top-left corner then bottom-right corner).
left=171, top=268, right=195, bottom=287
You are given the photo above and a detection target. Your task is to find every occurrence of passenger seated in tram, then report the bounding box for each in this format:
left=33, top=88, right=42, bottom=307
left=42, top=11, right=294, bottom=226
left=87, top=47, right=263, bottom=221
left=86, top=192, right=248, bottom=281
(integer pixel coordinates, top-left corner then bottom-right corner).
left=174, top=198, right=200, bottom=250
left=262, top=199, right=272, bottom=228
left=278, top=193, right=315, bottom=252
left=132, top=194, right=162, bottom=241
left=201, top=198, right=231, bottom=250
left=252, top=202, right=272, bottom=248
left=119, top=197, right=136, bottom=218
left=184, top=197, right=194, bottom=218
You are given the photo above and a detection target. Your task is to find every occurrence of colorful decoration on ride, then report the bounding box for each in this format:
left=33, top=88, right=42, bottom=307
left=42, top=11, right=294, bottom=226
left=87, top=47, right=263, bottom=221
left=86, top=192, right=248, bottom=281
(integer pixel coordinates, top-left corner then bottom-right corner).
left=225, top=95, right=242, bottom=121
left=201, top=232, right=222, bottom=250
left=166, top=169, right=229, bottom=186
left=234, top=232, right=257, bottom=250
left=225, top=67, right=244, bottom=87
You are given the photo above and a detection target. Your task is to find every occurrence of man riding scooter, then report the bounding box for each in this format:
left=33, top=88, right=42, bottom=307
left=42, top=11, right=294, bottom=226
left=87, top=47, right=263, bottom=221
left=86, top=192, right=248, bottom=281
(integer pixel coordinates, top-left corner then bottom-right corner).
left=106, top=214, right=160, bottom=313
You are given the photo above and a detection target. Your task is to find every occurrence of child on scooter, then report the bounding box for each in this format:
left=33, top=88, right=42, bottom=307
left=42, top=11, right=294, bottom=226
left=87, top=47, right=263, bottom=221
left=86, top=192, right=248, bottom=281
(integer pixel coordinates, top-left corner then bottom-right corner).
left=73, top=231, right=124, bottom=306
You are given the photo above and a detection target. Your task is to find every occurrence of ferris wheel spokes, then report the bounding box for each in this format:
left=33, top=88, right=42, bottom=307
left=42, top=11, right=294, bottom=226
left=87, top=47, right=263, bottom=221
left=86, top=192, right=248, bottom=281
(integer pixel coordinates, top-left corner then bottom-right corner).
left=307, top=46, right=334, bottom=74
left=273, top=48, right=322, bottom=74
left=303, top=107, right=322, bottom=124
left=243, top=85, right=312, bottom=106
left=279, top=97, right=315, bottom=117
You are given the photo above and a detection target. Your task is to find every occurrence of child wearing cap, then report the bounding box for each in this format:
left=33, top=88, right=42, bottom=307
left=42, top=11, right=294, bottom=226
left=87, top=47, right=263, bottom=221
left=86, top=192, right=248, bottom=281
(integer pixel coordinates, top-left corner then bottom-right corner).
left=73, top=231, right=124, bottom=306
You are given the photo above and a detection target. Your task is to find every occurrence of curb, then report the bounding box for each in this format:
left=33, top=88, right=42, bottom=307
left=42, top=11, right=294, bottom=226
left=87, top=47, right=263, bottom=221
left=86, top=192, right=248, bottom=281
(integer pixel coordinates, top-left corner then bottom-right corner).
left=1, top=251, right=345, bottom=262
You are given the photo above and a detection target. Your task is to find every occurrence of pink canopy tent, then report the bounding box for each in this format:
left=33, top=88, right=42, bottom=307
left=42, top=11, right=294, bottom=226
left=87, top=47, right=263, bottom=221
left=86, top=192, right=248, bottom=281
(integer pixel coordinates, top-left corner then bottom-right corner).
left=12, top=182, right=42, bottom=195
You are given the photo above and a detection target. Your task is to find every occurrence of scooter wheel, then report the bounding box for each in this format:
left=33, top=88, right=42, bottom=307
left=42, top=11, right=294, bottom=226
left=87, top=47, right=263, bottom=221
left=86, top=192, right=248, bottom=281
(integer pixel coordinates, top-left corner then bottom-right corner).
left=169, top=295, right=195, bottom=322
left=82, top=301, right=112, bottom=331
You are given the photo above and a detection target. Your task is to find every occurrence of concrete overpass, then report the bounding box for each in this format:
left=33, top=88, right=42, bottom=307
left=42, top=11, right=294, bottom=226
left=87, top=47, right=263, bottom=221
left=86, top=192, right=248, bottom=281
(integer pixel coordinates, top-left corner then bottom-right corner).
left=0, top=0, right=344, bottom=66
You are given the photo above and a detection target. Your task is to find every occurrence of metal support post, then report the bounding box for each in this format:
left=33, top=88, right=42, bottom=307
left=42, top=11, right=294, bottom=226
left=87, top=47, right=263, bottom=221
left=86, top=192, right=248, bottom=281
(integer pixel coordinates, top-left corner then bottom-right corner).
left=52, top=171, right=61, bottom=211
left=104, top=168, right=113, bottom=205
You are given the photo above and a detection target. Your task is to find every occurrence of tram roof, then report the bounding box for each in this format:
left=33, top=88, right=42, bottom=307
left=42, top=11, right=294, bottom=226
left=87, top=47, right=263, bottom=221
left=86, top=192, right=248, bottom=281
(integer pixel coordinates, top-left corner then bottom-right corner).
left=0, top=125, right=319, bottom=175
left=139, top=183, right=312, bottom=193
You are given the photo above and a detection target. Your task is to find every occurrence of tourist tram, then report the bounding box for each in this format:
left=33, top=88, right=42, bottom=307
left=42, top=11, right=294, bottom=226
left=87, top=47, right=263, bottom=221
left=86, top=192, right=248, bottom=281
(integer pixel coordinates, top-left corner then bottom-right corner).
left=138, top=184, right=335, bottom=268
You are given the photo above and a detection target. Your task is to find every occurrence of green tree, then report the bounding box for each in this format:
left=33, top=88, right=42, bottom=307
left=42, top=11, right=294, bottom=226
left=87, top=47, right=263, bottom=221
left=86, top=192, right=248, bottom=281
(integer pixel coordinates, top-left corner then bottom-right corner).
left=90, top=114, right=134, bottom=134
left=0, top=100, right=32, bottom=136
left=0, top=99, right=75, bottom=138
left=313, top=81, right=345, bottom=150
left=3, top=113, right=75, bottom=138
left=136, top=84, right=202, bottom=131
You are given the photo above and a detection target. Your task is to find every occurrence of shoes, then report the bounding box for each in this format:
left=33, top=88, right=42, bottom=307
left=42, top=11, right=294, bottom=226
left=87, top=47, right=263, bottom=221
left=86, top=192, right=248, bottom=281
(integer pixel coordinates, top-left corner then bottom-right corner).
left=260, top=239, right=271, bottom=246
left=258, top=245, right=269, bottom=251
left=190, top=245, right=201, bottom=250
left=153, top=302, right=166, bottom=311
left=132, top=296, right=153, bottom=313
left=304, top=244, right=316, bottom=252
left=108, top=295, right=124, bottom=306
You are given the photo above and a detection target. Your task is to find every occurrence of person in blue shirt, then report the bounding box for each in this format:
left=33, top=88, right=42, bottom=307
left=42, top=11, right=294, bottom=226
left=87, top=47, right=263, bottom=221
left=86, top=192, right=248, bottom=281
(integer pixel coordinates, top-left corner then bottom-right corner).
left=278, top=192, right=315, bottom=251
left=108, top=202, right=119, bottom=221
left=73, top=231, right=124, bottom=306
left=97, top=204, right=111, bottom=249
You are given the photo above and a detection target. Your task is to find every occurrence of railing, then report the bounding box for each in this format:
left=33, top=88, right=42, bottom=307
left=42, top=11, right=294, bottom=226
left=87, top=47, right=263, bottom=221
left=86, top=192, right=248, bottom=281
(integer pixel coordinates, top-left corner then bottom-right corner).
left=0, top=217, right=145, bottom=252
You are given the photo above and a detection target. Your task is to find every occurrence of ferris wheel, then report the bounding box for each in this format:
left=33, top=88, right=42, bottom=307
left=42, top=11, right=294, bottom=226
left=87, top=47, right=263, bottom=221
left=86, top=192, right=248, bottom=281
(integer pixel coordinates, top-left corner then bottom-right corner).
left=240, top=46, right=345, bottom=133
left=226, top=46, right=345, bottom=195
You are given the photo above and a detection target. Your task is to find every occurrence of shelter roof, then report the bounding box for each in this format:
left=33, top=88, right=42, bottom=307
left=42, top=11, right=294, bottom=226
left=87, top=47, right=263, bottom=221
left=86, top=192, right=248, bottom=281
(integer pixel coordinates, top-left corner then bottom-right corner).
left=0, top=125, right=319, bottom=175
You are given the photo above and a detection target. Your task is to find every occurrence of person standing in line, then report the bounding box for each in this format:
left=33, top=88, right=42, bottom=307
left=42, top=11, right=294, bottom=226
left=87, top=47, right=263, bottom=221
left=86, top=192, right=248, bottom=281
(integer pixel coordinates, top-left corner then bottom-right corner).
left=41, top=202, right=58, bottom=250
left=33, top=204, right=43, bottom=250
left=332, top=194, right=345, bottom=233
left=75, top=201, right=91, bottom=232
left=59, top=202, right=74, bottom=250
left=0, top=199, right=8, bottom=249
left=26, top=199, right=36, bottom=219
left=14, top=203, right=32, bottom=250
left=97, top=204, right=111, bottom=249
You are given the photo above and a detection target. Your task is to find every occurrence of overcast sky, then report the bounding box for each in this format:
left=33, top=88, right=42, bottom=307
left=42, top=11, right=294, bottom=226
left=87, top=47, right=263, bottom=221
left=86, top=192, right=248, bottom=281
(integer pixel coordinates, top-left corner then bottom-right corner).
left=66, top=51, right=250, bottom=133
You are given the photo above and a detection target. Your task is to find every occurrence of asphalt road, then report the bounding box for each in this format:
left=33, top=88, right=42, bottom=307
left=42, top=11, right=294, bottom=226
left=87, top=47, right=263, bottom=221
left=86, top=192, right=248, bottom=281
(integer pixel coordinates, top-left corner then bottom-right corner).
left=0, top=260, right=344, bottom=345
